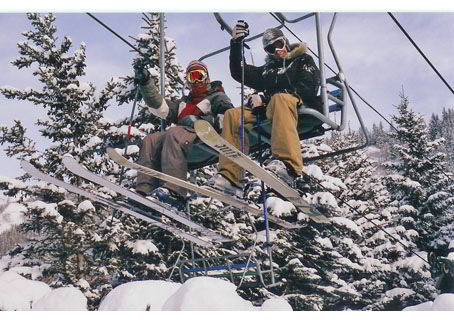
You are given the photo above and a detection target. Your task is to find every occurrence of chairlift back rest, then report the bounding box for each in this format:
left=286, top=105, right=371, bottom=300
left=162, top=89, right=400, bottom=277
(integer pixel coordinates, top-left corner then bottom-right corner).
left=247, top=85, right=345, bottom=143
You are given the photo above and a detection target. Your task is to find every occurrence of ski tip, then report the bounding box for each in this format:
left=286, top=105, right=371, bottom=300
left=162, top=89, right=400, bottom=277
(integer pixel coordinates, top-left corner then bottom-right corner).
left=194, top=119, right=211, bottom=132
left=61, top=154, right=76, bottom=166
left=20, top=159, right=32, bottom=171
left=106, top=147, right=118, bottom=158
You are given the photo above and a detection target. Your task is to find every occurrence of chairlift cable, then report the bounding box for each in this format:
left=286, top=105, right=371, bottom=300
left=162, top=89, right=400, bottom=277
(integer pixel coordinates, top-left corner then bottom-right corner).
left=267, top=12, right=433, bottom=264
left=388, top=12, right=454, bottom=95
left=86, top=13, right=184, bottom=86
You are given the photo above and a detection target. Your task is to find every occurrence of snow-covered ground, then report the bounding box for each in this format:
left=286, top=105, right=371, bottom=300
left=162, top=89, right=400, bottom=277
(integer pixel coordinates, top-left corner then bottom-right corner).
left=0, top=270, right=292, bottom=311
left=0, top=266, right=453, bottom=311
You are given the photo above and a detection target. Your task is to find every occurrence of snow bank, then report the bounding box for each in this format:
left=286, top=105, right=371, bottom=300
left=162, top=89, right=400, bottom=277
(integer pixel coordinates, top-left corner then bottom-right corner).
left=162, top=277, right=255, bottom=311
left=98, top=280, right=181, bottom=311
left=0, top=271, right=51, bottom=310
left=260, top=297, right=293, bottom=311
left=32, top=287, right=87, bottom=311
left=403, top=294, right=454, bottom=311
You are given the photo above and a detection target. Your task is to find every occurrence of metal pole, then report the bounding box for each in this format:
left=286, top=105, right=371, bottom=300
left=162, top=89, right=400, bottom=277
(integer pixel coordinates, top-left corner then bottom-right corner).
left=240, top=39, right=245, bottom=153
left=315, top=13, right=328, bottom=116
left=159, top=13, right=166, bottom=132
left=256, top=113, right=275, bottom=285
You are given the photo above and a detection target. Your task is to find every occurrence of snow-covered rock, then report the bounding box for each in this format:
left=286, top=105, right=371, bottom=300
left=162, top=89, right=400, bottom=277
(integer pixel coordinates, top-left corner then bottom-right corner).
left=32, top=287, right=87, bottom=311
left=260, top=298, right=293, bottom=311
left=0, top=271, right=51, bottom=310
left=403, top=294, right=454, bottom=311
left=98, top=280, right=181, bottom=311
left=162, top=277, right=255, bottom=311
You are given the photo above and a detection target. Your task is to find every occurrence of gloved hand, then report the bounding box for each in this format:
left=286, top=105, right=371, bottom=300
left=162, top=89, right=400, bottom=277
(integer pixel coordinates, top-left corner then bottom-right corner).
left=181, top=115, right=198, bottom=128
left=134, top=67, right=151, bottom=85
left=248, top=93, right=267, bottom=116
left=232, top=20, right=249, bottom=41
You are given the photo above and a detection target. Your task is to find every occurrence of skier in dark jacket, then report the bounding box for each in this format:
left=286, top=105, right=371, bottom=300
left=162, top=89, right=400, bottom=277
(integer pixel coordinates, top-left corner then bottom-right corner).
left=208, top=21, right=321, bottom=194
left=134, top=60, right=234, bottom=206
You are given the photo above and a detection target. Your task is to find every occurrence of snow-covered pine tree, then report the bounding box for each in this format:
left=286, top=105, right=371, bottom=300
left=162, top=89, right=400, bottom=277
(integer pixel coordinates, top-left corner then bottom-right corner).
left=375, top=92, right=454, bottom=308
left=318, top=128, right=434, bottom=310
left=428, top=113, right=442, bottom=140
left=440, top=108, right=454, bottom=172
left=114, top=12, right=184, bottom=145
left=384, top=93, right=453, bottom=247
left=0, top=13, right=167, bottom=309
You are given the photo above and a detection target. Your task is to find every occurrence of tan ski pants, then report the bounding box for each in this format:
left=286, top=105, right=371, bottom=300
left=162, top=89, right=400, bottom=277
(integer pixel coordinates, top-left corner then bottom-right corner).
left=218, top=93, right=302, bottom=187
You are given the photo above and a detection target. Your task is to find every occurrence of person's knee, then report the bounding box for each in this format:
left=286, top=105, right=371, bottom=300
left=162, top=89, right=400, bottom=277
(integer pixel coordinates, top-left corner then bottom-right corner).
left=164, top=128, right=181, bottom=144
left=142, top=134, right=155, bottom=146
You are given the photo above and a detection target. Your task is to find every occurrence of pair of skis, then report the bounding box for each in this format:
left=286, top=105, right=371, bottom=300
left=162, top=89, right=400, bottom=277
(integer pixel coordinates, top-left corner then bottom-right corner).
left=194, top=120, right=330, bottom=224
left=21, top=160, right=219, bottom=248
left=22, top=120, right=329, bottom=247
left=105, top=120, right=329, bottom=224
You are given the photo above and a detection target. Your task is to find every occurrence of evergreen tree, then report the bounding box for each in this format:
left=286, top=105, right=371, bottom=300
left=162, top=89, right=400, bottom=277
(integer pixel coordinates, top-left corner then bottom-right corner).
left=428, top=113, right=442, bottom=140
left=384, top=93, right=453, bottom=247
left=440, top=108, right=454, bottom=171
left=115, top=12, right=184, bottom=141
left=376, top=92, right=454, bottom=306
left=0, top=13, right=169, bottom=308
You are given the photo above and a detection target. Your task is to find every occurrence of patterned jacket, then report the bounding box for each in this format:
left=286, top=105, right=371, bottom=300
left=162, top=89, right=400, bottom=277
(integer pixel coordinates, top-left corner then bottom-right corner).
left=139, top=78, right=234, bottom=128
left=230, top=39, right=321, bottom=105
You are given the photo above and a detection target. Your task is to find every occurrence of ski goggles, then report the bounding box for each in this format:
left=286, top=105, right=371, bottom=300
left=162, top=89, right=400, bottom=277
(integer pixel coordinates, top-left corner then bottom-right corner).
left=264, top=37, right=286, bottom=54
left=186, top=69, right=208, bottom=83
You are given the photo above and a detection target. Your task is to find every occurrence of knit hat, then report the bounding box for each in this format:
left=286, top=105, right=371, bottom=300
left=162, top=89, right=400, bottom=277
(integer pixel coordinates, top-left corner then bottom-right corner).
left=186, top=60, right=209, bottom=74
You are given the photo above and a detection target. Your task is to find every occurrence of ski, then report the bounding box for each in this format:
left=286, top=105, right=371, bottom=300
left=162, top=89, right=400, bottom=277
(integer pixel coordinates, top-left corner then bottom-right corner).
left=20, top=160, right=216, bottom=248
left=106, top=147, right=300, bottom=229
left=61, top=155, right=231, bottom=243
left=194, top=120, right=330, bottom=224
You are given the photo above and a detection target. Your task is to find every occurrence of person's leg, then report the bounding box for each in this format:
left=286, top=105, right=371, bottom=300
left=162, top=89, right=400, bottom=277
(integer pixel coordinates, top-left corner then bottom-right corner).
left=266, top=93, right=302, bottom=175
left=136, top=131, right=167, bottom=195
left=217, top=107, right=256, bottom=187
left=160, top=126, right=197, bottom=198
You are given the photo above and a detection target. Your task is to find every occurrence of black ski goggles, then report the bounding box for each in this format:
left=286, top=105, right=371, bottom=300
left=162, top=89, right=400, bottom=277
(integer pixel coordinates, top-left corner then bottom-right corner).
left=264, top=37, right=286, bottom=54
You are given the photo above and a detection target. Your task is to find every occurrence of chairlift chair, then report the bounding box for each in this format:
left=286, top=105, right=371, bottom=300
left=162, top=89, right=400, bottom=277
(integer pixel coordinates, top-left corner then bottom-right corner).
left=186, top=12, right=368, bottom=170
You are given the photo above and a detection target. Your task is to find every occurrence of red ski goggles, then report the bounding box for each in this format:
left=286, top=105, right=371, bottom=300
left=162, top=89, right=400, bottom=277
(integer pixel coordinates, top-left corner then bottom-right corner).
left=187, top=69, right=208, bottom=83
left=264, top=37, right=286, bottom=54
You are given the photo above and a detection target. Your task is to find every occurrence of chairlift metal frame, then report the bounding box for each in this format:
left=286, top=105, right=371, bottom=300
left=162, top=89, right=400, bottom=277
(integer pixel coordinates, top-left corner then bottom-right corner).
left=175, top=253, right=283, bottom=289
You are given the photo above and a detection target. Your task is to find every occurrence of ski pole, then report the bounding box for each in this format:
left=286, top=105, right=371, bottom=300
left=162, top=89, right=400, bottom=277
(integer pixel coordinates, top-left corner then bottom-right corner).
left=159, top=13, right=167, bottom=132
left=240, top=39, right=245, bottom=154
left=255, top=110, right=275, bottom=285
left=119, top=86, right=140, bottom=185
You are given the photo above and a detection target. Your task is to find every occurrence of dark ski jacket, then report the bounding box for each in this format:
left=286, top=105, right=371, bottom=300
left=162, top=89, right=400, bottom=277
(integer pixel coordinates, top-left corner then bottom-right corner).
left=139, top=78, right=233, bottom=129
left=230, top=39, right=321, bottom=105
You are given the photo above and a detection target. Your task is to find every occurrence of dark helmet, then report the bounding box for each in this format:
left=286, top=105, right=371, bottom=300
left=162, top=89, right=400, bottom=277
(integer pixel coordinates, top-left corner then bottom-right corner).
left=262, top=28, right=289, bottom=51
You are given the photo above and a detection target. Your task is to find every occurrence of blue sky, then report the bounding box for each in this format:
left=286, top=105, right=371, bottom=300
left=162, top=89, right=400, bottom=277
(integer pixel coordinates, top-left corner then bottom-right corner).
left=1, top=5, right=454, bottom=177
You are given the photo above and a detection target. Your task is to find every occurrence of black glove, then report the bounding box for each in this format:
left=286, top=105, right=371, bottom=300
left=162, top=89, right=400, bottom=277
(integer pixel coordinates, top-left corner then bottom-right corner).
left=134, top=67, right=150, bottom=85
left=232, top=20, right=249, bottom=41
left=248, top=93, right=267, bottom=116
